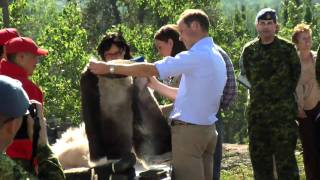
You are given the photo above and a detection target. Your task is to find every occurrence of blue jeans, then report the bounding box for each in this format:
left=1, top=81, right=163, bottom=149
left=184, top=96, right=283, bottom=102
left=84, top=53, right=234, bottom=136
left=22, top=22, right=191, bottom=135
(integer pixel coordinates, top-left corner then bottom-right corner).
left=213, top=113, right=223, bottom=180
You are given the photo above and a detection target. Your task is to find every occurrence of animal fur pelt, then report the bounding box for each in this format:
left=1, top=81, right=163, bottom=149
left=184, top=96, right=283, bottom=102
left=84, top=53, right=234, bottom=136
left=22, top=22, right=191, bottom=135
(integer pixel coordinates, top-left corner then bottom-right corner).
left=52, top=126, right=137, bottom=179
left=51, top=124, right=90, bottom=169
left=80, top=67, right=171, bottom=162
left=51, top=122, right=171, bottom=170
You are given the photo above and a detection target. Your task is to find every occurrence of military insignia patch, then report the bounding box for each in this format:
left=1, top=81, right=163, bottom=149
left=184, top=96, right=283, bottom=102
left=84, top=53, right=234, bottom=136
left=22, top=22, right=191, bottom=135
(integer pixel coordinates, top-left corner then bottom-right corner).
left=266, top=14, right=271, bottom=19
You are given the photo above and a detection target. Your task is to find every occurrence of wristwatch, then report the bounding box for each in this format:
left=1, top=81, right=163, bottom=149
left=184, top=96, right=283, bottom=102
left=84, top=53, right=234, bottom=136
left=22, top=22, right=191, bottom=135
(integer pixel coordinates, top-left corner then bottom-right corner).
left=109, top=65, right=115, bottom=74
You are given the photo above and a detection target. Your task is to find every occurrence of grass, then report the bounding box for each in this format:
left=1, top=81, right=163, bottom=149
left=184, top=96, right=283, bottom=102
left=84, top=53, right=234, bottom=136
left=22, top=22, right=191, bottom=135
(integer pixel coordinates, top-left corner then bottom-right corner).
left=220, top=144, right=306, bottom=179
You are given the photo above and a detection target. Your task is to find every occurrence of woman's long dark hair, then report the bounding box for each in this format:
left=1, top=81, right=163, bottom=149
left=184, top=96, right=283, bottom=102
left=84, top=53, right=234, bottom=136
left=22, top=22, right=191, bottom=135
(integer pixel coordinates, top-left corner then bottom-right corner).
left=154, top=24, right=186, bottom=57
left=97, top=32, right=132, bottom=60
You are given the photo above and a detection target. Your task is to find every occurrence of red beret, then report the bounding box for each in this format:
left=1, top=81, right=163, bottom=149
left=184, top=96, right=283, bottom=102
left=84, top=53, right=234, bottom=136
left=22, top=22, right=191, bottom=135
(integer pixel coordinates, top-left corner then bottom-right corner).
left=0, top=28, right=19, bottom=45
left=5, top=37, right=48, bottom=56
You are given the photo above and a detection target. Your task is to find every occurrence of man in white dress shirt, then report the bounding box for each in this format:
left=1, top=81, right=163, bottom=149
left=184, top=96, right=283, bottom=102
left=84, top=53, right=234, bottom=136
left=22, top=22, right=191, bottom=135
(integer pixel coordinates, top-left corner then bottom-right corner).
left=89, top=9, right=226, bottom=180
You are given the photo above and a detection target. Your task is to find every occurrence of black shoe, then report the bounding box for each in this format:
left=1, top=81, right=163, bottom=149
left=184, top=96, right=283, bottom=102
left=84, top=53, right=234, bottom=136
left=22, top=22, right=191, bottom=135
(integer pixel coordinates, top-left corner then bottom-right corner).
left=139, top=169, right=167, bottom=180
left=113, top=153, right=137, bottom=173
left=94, top=153, right=136, bottom=179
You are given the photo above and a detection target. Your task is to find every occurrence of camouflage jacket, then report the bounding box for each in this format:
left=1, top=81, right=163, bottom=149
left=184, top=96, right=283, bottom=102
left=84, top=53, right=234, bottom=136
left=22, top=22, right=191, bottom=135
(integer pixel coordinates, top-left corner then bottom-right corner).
left=0, top=144, right=65, bottom=180
left=240, top=36, right=300, bottom=106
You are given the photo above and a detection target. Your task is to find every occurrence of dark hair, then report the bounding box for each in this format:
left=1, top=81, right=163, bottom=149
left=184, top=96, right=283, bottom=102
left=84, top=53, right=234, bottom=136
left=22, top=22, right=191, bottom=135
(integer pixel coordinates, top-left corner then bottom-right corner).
left=97, top=32, right=132, bottom=60
left=154, top=24, right=187, bottom=57
left=178, top=9, right=210, bottom=32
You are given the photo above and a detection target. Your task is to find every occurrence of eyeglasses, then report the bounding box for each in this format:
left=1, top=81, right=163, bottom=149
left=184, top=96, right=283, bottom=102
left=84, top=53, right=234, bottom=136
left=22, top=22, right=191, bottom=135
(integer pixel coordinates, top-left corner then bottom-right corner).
left=104, top=50, right=123, bottom=58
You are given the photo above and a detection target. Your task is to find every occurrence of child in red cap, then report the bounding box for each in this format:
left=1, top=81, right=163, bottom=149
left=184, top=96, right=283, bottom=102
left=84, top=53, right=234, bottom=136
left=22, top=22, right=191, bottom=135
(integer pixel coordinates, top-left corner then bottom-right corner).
left=0, top=37, right=48, bottom=174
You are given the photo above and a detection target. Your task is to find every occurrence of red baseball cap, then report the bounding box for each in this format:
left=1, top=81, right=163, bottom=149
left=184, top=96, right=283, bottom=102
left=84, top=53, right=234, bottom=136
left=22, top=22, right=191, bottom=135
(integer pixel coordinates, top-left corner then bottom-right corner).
left=0, top=28, right=19, bottom=45
left=5, top=37, right=48, bottom=56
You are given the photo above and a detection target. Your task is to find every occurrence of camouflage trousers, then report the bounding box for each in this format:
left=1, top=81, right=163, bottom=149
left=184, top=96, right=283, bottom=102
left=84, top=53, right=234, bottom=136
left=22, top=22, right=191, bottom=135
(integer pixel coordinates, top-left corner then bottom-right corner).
left=247, top=108, right=299, bottom=180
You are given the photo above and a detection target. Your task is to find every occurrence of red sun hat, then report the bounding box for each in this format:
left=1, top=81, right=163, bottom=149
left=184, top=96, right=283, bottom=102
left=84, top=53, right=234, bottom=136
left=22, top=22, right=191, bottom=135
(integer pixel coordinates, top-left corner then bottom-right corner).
left=5, top=37, right=48, bottom=56
left=0, top=28, right=19, bottom=45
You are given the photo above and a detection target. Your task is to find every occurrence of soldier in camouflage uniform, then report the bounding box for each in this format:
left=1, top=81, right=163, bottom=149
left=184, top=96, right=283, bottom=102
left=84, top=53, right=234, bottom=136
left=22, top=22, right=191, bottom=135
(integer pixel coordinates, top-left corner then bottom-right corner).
left=0, top=75, right=65, bottom=180
left=239, top=8, right=300, bottom=180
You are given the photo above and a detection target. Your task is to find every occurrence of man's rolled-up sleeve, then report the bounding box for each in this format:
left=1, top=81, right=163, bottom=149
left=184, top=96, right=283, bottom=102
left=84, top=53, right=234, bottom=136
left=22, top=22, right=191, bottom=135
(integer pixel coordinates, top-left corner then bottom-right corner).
left=155, top=51, right=196, bottom=80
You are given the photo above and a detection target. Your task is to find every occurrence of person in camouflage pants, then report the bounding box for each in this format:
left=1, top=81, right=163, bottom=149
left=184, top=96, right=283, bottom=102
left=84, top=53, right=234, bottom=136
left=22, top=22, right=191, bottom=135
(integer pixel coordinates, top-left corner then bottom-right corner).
left=239, top=8, right=300, bottom=180
left=0, top=75, right=65, bottom=180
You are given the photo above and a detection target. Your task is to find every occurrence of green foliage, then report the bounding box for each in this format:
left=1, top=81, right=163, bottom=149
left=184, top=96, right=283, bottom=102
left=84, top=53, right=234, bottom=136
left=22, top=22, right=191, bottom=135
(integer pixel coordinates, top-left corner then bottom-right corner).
left=108, top=24, right=158, bottom=61
left=8, top=0, right=30, bottom=31
left=205, top=4, right=252, bottom=143
left=81, top=0, right=121, bottom=49
left=81, top=0, right=220, bottom=49
left=9, top=0, right=59, bottom=38
left=284, top=0, right=304, bottom=28
left=32, top=2, right=89, bottom=125
left=312, top=4, right=320, bottom=49
left=134, top=0, right=219, bottom=20
left=281, top=0, right=289, bottom=22
left=304, top=5, right=313, bottom=23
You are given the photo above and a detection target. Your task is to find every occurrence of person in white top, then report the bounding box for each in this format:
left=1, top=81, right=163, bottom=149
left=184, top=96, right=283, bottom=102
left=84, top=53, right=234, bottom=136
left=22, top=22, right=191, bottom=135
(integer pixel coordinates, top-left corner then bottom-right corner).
left=88, top=9, right=226, bottom=180
left=292, top=23, right=320, bottom=180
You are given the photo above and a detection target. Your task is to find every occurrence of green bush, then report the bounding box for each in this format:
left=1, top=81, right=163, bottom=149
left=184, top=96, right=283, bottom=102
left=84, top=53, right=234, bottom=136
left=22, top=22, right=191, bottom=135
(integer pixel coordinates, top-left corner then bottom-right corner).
left=32, top=2, right=89, bottom=125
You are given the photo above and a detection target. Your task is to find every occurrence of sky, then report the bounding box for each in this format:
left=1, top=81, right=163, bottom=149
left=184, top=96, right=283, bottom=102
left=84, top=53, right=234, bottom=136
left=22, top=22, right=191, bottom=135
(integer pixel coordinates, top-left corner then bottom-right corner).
left=220, top=0, right=281, bottom=13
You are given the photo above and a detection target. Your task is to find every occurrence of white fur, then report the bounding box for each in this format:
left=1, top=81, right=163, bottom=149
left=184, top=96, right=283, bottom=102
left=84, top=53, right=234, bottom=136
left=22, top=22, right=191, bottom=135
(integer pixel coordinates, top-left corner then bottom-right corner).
left=52, top=123, right=91, bottom=169
left=52, top=122, right=169, bottom=171
left=52, top=77, right=167, bottom=170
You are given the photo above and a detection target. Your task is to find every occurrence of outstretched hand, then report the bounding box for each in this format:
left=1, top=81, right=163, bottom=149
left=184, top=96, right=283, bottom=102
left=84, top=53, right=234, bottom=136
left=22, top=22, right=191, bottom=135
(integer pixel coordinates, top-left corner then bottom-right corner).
left=89, top=60, right=108, bottom=75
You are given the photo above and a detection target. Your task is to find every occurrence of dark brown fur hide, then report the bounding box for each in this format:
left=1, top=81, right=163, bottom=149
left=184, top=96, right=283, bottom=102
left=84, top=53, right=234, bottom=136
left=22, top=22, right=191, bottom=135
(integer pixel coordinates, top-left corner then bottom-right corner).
left=80, top=67, right=171, bottom=161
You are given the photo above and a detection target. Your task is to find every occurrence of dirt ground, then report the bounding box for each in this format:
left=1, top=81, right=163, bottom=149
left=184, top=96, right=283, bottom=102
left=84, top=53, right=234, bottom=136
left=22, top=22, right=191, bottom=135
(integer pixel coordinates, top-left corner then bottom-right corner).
left=222, top=144, right=252, bottom=170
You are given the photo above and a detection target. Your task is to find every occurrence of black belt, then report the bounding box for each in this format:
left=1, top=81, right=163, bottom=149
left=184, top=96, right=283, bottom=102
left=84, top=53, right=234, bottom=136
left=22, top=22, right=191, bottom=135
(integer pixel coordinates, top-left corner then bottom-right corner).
left=171, top=119, right=195, bottom=126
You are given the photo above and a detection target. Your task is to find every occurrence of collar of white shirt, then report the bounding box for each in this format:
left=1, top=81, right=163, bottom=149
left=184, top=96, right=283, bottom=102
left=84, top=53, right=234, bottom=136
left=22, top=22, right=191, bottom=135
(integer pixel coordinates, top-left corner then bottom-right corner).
left=190, top=37, right=214, bottom=51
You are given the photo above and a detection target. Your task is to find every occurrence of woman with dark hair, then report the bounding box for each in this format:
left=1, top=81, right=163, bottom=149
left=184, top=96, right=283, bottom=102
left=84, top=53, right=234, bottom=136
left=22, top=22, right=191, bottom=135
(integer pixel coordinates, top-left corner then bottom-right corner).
left=81, top=31, right=172, bottom=176
left=97, top=32, right=132, bottom=61
left=151, top=24, right=187, bottom=116
left=154, top=24, right=187, bottom=58
left=81, top=31, right=137, bottom=163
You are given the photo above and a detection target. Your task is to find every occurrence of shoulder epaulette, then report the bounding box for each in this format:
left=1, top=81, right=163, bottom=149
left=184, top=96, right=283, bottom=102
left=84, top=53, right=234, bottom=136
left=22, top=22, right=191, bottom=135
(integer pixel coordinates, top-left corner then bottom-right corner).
left=276, top=36, right=295, bottom=47
left=244, top=38, right=259, bottom=49
left=244, top=38, right=259, bottom=48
